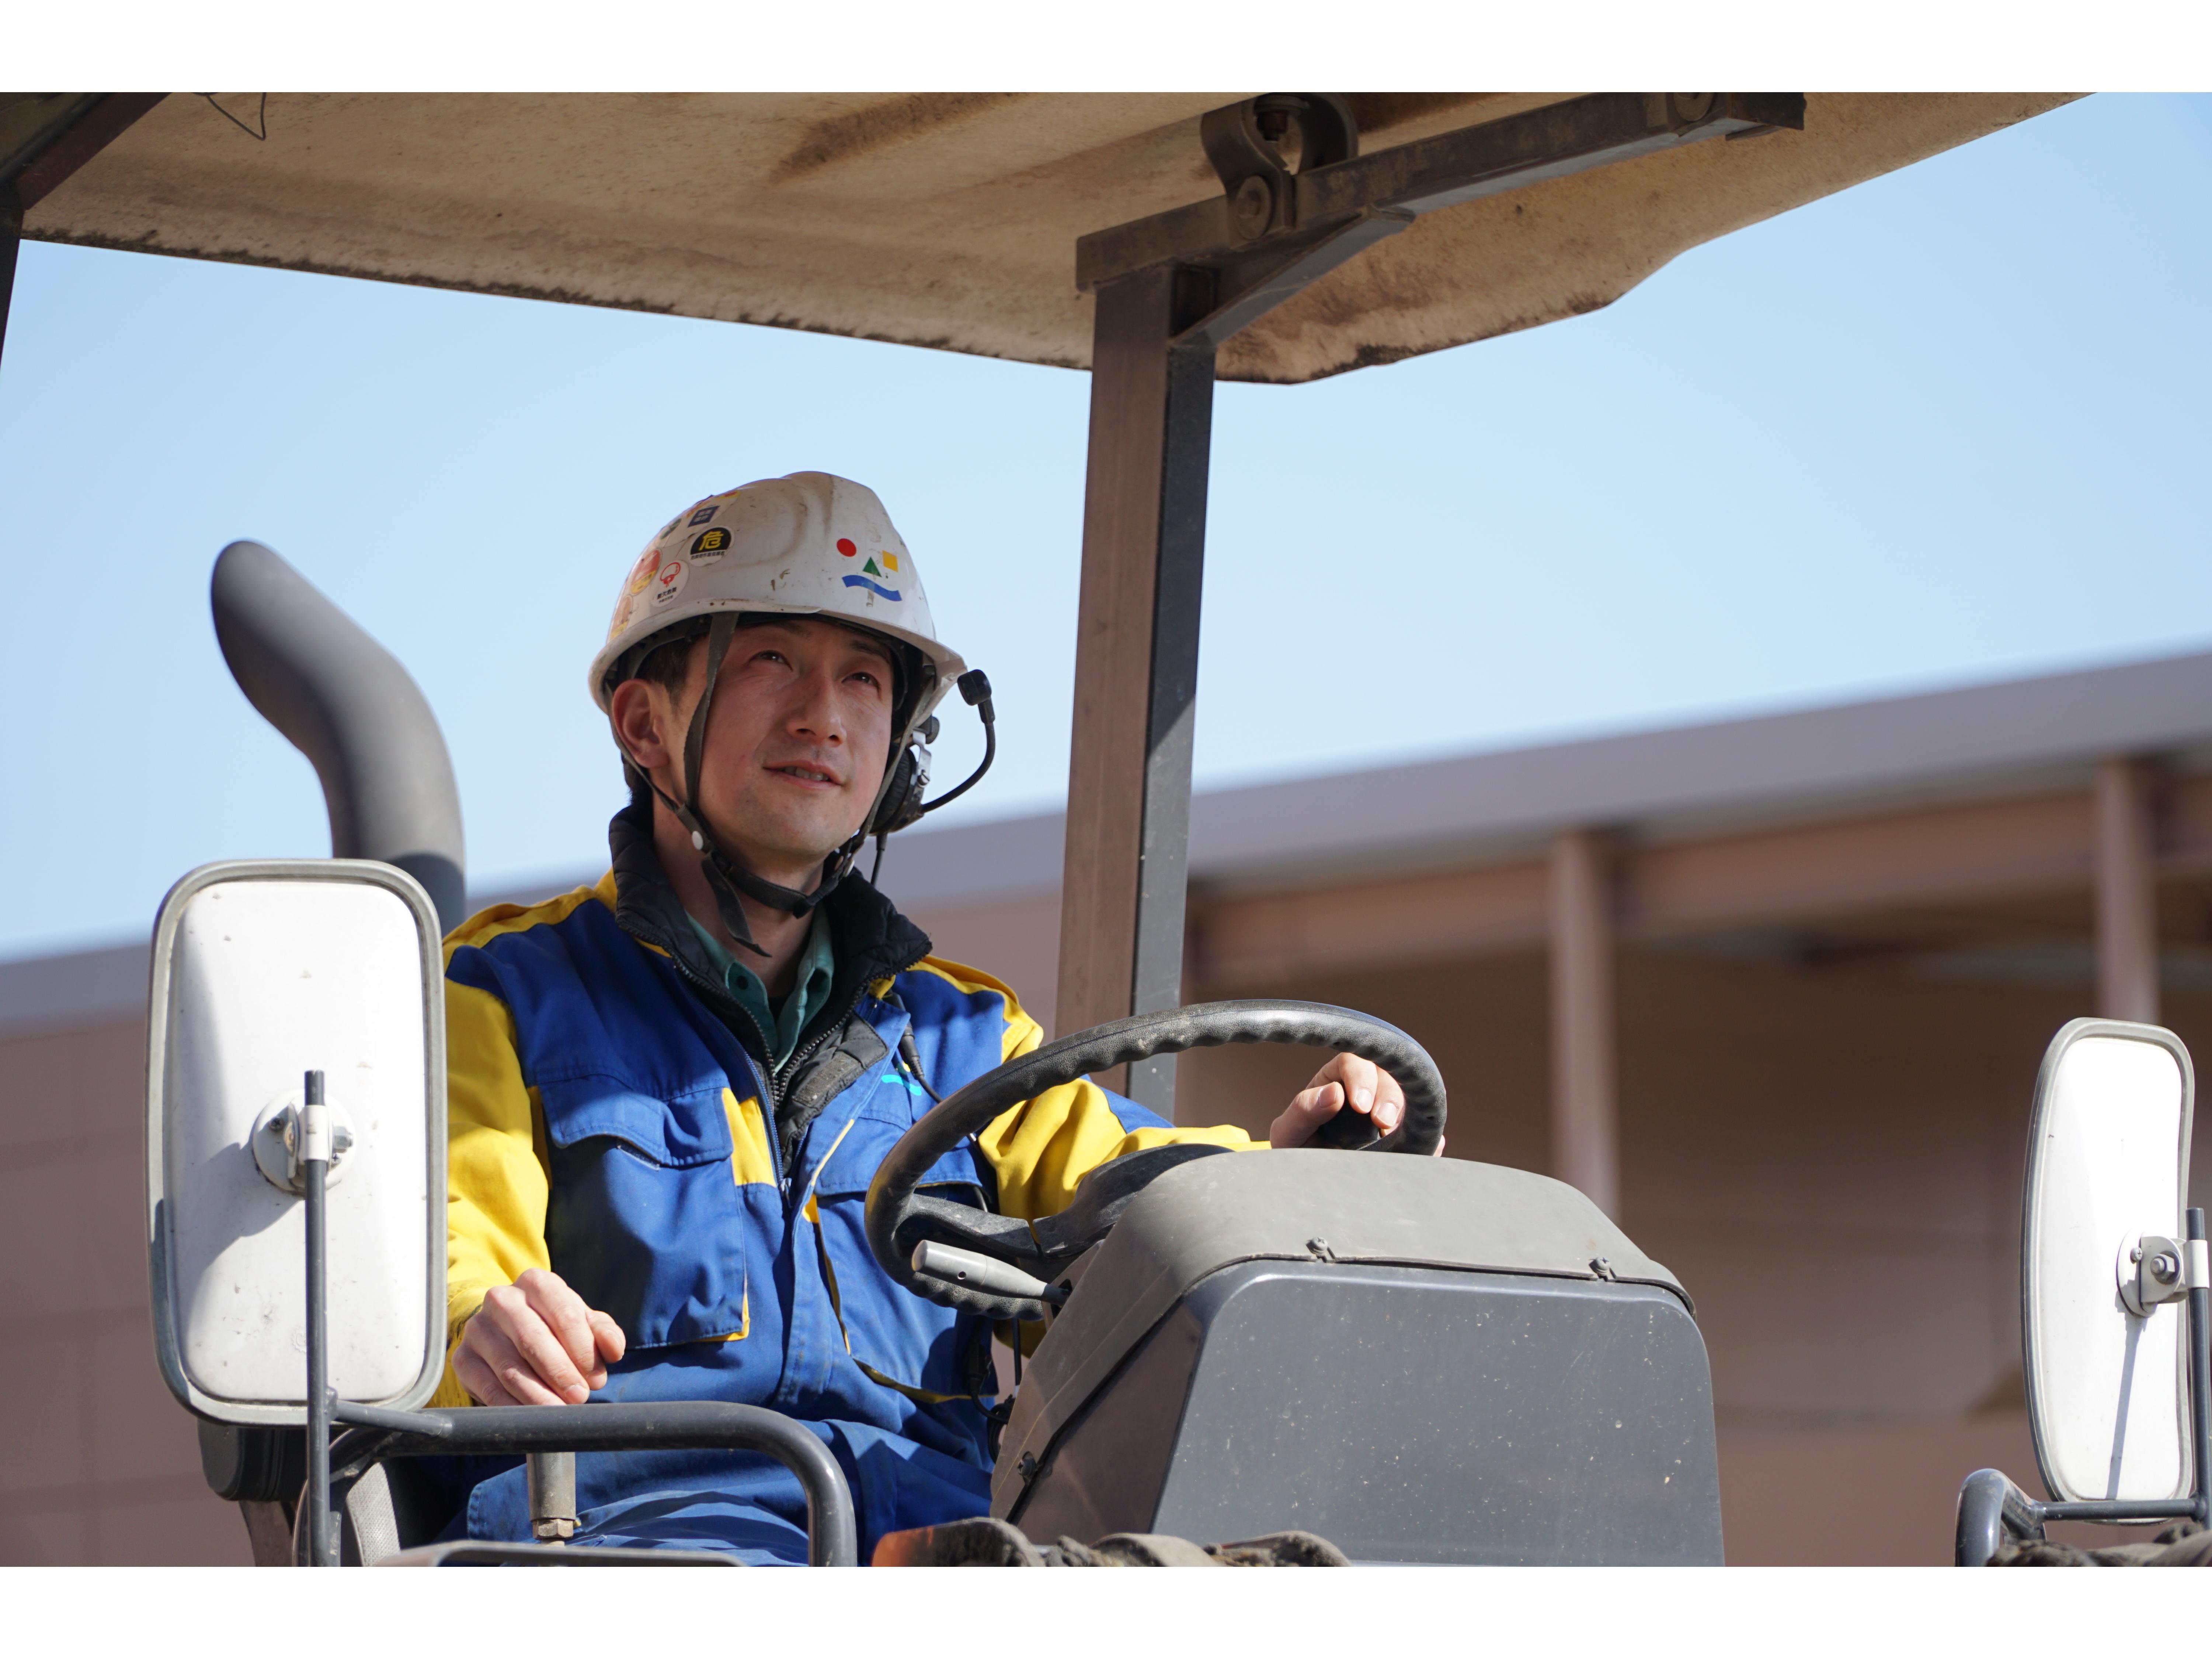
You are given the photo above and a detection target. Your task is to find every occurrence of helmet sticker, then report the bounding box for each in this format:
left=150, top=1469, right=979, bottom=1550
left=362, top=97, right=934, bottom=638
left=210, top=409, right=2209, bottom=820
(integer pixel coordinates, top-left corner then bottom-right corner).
left=591, top=474, right=961, bottom=716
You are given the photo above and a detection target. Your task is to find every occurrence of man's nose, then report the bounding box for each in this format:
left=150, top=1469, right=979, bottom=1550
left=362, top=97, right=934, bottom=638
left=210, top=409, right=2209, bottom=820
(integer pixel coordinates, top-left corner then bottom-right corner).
left=787, top=668, right=847, bottom=742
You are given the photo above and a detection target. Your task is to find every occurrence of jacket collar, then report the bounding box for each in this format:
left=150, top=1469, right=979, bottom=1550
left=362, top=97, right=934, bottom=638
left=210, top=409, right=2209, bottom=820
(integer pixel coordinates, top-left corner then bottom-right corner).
left=607, top=797, right=933, bottom=1057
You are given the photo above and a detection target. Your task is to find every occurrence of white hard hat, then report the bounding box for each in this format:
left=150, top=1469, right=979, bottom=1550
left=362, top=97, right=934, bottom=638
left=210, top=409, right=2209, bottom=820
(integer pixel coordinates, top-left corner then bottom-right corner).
left=589, top=471, right=967, bottom=713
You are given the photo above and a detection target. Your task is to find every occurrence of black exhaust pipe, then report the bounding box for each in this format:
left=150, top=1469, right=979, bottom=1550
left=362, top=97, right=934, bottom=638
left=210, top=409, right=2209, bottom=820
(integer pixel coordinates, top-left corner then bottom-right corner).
left=210, top=540, right=467, bottom=932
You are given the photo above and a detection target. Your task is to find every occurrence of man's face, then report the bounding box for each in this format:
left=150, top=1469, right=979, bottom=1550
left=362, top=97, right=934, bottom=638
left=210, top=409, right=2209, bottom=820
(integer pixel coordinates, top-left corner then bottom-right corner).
left=673, top=616, right=898, bottom=873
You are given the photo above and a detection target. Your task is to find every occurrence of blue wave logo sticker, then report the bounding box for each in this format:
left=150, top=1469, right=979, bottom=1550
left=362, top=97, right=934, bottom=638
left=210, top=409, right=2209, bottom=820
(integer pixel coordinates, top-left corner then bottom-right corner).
left=842, top=574, right=902, bottom=601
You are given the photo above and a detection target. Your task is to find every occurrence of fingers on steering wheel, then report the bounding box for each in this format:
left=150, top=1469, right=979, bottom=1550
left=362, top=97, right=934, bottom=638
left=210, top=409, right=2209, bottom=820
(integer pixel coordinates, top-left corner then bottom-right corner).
left=1370, top=1062, right=1408, bottom=1136
left=1296, top=1078, right=1345, bottom=1128
left=1337, top=1053, right=1409, bottom=1134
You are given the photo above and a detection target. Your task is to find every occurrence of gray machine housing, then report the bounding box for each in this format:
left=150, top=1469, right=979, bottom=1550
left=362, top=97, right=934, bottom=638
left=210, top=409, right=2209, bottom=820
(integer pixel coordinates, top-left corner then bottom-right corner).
left=993, top=1151, right=1724, bottom=1565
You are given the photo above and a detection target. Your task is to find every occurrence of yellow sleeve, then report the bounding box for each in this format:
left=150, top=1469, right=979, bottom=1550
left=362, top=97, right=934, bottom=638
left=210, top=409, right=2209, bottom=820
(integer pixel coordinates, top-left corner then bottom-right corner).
left=926, top=958, right=1259, bottom=1223
left=980, top=1077, right=1256, bottom=1221
left=432, top=976, right=552, bottom=1406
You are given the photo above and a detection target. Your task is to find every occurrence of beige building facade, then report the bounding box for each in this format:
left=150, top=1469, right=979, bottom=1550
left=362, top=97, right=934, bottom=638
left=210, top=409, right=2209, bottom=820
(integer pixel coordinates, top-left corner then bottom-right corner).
left=7, top=647, right=2211, bottom=1564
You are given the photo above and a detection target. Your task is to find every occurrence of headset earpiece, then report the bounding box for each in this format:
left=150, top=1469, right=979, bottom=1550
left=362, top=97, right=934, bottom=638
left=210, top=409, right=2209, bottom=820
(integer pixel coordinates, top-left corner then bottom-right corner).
left=871, top=717, right=937, bottom=839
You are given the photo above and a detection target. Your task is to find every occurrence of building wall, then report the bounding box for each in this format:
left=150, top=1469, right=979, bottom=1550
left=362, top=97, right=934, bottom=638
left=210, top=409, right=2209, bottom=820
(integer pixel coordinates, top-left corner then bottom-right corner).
left=900, top=890, right=1061, bottom=1035
left=0, top=1013, right=249, bottom=1565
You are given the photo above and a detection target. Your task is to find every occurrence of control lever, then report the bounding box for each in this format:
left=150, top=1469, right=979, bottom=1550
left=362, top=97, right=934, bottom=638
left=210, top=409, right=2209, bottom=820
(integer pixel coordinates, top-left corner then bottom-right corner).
left=912, top=1242, right=1068, bottom=1308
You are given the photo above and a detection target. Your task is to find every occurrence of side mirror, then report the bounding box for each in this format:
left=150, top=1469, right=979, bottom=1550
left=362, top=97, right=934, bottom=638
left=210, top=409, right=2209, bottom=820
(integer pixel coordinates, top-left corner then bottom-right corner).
left=2023, top=1018, right=2195, bottom=1503
left=146, top=860, right=447, bottom=1425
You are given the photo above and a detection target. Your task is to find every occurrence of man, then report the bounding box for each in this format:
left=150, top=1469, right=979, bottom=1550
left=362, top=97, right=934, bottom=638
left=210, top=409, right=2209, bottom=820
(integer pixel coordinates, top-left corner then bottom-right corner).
left=436, top=472, right=1411, bottom=1562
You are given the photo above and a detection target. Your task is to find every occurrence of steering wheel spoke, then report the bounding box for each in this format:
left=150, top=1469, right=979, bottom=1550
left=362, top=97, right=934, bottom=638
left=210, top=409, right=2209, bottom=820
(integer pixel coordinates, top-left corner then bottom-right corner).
left=1030, top=1142, right=1237, bottom=1260
left=892, top=1195, right=1047, bottom=1270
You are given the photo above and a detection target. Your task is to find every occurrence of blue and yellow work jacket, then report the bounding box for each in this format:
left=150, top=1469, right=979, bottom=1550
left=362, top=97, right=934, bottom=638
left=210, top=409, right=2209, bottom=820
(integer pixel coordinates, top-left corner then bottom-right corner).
left=435, top=804, right=1255, bottom=1561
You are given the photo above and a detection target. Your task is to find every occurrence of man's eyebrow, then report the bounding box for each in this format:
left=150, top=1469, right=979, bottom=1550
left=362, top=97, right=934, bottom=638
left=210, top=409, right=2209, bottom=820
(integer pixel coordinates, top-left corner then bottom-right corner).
left=744, top=617, right=896, bottom=668
left=831, top=630, right=897, bottom=669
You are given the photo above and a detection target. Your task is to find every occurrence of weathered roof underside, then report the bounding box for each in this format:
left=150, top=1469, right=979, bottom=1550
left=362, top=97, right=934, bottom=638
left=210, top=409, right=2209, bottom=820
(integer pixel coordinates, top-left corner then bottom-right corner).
left=27, top=91, right=2074, bottom=384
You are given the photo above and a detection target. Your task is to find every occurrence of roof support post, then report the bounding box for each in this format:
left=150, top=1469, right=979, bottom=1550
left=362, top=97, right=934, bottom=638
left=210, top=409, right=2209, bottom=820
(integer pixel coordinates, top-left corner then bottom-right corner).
left=1549, top=828, right=1620, bottom=1217
left=0, top=199, right=18, bottom=376
left=1054, top=93, right=1805, bottom=1117
left=2094, top=755, right=2160, bottom=1025
left=1055, top=267, right=1215, bottom=1113
left=0, top=94, right=167, bottom=378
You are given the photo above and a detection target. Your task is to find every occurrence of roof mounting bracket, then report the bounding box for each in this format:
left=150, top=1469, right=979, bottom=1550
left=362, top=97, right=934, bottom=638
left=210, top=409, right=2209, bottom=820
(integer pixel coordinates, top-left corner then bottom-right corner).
left=1200, top=94, right=1359, bottom=246
left=1078, top=92, right=1805, bottom=350
left=0, top=93, right=167, bottom=216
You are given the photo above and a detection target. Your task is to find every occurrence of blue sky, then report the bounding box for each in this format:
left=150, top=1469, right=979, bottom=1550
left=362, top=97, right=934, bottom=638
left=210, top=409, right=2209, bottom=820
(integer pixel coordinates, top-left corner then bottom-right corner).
left=2, top=93, right=2208, bottom=963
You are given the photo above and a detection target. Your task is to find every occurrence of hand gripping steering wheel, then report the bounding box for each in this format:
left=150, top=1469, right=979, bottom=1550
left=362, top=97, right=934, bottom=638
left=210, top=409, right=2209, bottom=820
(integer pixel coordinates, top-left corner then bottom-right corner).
left=863, top=999, right=1447, bottom=1323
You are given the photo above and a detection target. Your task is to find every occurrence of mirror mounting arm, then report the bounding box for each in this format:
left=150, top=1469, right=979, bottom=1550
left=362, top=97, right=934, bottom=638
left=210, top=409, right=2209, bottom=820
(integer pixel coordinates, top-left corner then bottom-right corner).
left=2122, top=1232, right=2192, bottom=1318
left=2190, top=1208, right=2212, bottom=1528
left=1962, top=1205, right=2212, bottom=1561
left=302, top=1068, right=338, bottom=1568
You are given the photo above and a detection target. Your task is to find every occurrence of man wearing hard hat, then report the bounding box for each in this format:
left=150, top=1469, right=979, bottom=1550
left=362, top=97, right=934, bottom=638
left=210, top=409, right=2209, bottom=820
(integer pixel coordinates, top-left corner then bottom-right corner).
left=433, top=473, right=1409, bottom=1562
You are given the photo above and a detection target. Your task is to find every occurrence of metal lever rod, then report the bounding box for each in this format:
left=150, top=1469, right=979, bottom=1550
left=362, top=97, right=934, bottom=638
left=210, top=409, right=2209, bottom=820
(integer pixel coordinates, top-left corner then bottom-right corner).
left=528, top=1451, right=578, bottom=1545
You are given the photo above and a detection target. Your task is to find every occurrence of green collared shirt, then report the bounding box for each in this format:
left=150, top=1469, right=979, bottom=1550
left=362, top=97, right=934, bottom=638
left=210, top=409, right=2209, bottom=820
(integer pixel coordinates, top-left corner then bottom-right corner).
left=685, top=908, right=838, bottom=1072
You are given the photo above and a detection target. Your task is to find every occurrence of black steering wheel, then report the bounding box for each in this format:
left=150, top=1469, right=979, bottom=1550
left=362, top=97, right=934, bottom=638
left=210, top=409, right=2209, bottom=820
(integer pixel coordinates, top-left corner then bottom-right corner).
left=864, top=999, right=1447, bottom=1323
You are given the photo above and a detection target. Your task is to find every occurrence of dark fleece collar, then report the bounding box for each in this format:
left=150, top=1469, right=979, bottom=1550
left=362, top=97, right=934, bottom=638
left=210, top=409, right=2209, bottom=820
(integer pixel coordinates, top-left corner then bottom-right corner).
left=606, top=797, right=933, bottom=1071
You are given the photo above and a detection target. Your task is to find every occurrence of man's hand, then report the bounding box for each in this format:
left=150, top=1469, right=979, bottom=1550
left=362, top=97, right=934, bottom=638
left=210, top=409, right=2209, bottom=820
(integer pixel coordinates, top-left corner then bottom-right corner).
left=1269, top=1052, right=1445, bottom=1155
left=454, top=1268, right=626, bottom=1406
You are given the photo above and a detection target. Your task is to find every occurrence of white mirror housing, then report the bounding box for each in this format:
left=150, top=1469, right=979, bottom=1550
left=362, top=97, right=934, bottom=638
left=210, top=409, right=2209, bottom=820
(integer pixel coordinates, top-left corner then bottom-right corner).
left=146, top=860, right=447, bottom=1426
left=2023, top=1019, right=2195, bottom=1504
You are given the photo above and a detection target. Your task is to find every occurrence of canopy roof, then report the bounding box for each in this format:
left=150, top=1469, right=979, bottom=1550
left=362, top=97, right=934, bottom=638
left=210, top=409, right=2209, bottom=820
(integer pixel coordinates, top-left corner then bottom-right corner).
left=25, top=91, right=2073, bottom=384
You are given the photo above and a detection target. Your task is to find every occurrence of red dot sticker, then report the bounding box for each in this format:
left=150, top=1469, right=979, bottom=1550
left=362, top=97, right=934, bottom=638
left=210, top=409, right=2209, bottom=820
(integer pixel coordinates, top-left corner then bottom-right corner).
left=836, top=538, right=858, bottom=557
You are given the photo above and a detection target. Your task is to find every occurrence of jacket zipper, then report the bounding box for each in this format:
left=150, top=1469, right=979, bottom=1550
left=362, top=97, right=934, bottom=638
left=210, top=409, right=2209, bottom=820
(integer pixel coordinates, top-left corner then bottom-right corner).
left=618, top=907, right=921, bottom=1195
left=766, top=957, right=927, bottom=1197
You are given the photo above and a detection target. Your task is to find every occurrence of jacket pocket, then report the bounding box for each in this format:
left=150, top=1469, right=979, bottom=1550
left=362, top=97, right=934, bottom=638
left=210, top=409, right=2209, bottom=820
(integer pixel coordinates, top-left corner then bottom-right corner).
left=541, top=1079, right=748, bottom=1350
left=810, top=1112, right=988, bottom=1203
left=806, top=1114, right=996, bottom=1411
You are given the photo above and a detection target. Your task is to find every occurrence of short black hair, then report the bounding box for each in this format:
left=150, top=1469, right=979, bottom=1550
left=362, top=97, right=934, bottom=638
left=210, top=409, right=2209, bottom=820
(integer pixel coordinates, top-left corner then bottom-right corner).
left=632, top=629, right=699, bottom=698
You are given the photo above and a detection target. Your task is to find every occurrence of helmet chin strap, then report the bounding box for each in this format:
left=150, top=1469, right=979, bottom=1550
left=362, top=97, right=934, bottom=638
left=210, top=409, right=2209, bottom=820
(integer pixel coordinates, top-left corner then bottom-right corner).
left=621, top=611, right=898, bottom=960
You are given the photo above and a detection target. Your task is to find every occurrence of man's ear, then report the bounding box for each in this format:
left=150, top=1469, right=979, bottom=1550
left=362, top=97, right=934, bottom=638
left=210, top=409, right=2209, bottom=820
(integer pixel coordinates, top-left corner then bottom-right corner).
left=609, top=679, right=677, bottom=776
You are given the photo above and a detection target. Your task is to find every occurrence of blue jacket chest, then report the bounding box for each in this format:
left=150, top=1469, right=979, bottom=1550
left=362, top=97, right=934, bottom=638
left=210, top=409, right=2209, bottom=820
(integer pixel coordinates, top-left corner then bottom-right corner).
left=452, top=900, right=1007, bottom=1374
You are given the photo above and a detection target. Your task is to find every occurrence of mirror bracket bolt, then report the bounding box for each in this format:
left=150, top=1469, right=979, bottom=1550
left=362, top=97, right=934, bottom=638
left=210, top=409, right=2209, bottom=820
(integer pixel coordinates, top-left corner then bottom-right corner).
left=2121, top=1233, right=2192, bottom=1317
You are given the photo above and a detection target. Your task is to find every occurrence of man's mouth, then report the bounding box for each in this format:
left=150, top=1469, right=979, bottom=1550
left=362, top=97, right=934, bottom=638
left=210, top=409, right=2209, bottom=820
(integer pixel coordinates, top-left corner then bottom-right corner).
left=768, top=762, right=842, bottom=787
